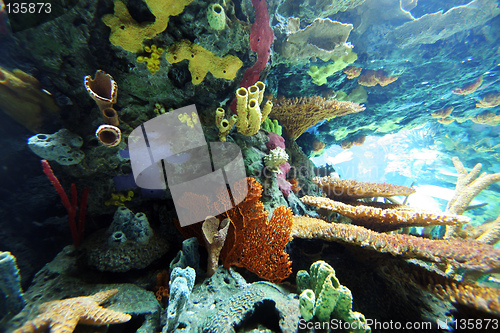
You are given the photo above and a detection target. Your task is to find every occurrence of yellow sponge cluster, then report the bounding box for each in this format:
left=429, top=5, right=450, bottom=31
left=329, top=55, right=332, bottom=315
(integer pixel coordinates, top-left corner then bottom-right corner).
left=165, top=39, right=243, bottom=85
left=178, top=112, right=199, bottom=128
left=137, top=45, right=164, bottom=74
left=102, top=0, right=194, bottom=53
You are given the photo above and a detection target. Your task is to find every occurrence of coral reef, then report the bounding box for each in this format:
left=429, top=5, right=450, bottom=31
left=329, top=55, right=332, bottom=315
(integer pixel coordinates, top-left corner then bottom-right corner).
left=0, top=251, right=25, bottom=320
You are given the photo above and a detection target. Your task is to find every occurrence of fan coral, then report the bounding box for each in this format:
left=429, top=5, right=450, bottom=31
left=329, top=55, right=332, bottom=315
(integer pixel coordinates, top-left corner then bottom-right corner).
left=270, top=96, right=365, bottom=139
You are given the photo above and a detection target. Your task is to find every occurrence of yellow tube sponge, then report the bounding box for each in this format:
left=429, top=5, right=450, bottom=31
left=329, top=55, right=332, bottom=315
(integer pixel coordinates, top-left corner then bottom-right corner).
left=165, top=40, right=243, bottom=85
left=102, top=0, right=194, bottom=53
left=234, top=81, right=272, bottom=136
left=216, top=108, right=237, bottom=142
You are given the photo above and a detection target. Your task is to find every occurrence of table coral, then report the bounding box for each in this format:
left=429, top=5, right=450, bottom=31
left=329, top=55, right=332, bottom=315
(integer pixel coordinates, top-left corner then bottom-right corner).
left=313, top=176, right=415, bottom=200
left=13, top=289, right=131, bottom=333
left=358, top=69, right=398, bottom=87
left=270, top=96, right=365, bottom=139
left=301, top=195, right=469, bottom=232
left=102, top=0, right=194, bottom=53
left=291, top=215, right=500, bottom=274
left=165, top=39, right=243, bottom=85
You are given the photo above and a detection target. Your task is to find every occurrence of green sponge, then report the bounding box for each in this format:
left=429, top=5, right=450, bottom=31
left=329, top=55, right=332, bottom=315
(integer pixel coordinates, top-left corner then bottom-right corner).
left=207, top=3, right=226, bottom=31
left=297, top=260, right=370, bottom=333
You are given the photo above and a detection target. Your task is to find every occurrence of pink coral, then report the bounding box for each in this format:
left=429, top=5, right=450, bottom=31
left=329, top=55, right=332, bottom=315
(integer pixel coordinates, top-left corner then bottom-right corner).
left=266, top=132, right=286, bottom=151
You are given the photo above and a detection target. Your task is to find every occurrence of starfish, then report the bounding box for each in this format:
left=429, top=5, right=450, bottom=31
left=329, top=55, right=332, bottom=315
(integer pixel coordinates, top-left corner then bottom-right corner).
left=14, top=289, right=131, bottom=333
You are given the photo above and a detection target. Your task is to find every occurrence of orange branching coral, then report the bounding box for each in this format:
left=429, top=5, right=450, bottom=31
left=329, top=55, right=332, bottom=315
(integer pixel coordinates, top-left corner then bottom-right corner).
left=291, top=216, right=500, bottom=274
left=452, top=75, right=483, bottom=95
left=155, top=271, right=169, bottom=301
left=358, top=69, right=398, bottom=87
left=343, top=66, right=362, bottom=79
left=313, top=176, right=415, bottom=200
left=290, top=178, right=301, bottom=193
left=301, top=195, right=469, bottom=232
left=270, top=96, right=365, bottom=139
left=476, top=92, right=500, bottom=108
left=221, top=178, right=294, bottom=283
left=471, top=110, right=500, bottom=126
left=431, top=106, right=453, bottom=118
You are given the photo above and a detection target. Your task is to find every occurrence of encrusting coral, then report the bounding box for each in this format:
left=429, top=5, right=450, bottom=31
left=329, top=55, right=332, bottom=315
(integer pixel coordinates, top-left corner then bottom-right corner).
left=165, top=39, right=243, bottom=85
left=301, top=195, right=470, bottom=232
left=291, top=215, right=500, bottom=274
left=270, top=96, right=365, bottom=139
left=13, top=289, right=131, bottom=333
left=313, top=176, right=415, bottom=200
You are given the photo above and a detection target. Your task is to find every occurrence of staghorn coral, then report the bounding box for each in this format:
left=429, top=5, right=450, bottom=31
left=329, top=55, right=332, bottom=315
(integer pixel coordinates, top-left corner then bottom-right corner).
left=13, top=289, right=131, bottom=333
left=291, top=216, right=500, bottom=274
left=476, top=214, right=500, bottom=246
left=358, top=69, right=398, bottom=87
left=476, top=92, right=500, bottom=108
left=165, top=39, right=243, bottom=85
left=452, top=76, right=483, bottom=95
left=446, top=156, right=500, bottom=216
left=313, top=176, right=415, bottom=200
left=270, top=96, right=365, bottom=139
left=301, top=195, right=469, bottom=232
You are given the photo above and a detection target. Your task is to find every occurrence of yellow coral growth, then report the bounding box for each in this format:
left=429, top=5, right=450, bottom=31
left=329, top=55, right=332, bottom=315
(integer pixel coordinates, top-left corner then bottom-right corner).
left=137, top=45, right=164, bottom=74
left=102, top=0, right=194, bottom=53
left=270, top=96, right=365, bottom=139
left=0, top=67, right=59, bottom=133
left=105, top=191, right=134, bottom=206
left=178, top=112, right=199, bottom=128
left=476, top=92, right=500, bottom=108
left=452, top=76, right=483, bottom=95
left=165, top=40, right=243, bottom=85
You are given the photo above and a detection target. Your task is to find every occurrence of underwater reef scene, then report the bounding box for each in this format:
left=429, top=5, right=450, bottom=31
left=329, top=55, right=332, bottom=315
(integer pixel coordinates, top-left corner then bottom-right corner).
left=1, top=0, right=500, bottom=332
